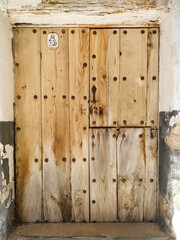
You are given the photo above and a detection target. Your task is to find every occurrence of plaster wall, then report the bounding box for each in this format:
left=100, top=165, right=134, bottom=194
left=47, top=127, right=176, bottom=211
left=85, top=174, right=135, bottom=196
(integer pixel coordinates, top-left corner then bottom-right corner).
left=0, top=9, right=15, bottom=240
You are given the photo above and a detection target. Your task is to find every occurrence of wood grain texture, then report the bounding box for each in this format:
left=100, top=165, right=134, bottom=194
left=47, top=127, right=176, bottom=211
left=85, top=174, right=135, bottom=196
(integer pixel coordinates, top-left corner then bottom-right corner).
left=117, top=128, right=145, bottom=222
left=147, top=28, right=159, bottom=127
left=144, top=129, right=158, bottom=221
left=41, top=28, right=71, bottom=222
left=119, top=28, right=147, bottom=127
left=69, top=28, right=89, bottom=222
left=90, top=29, right=119, bottom=127
left=14, top=28, right=42, bottom=222
left=90, top=128, right=117, bottom=222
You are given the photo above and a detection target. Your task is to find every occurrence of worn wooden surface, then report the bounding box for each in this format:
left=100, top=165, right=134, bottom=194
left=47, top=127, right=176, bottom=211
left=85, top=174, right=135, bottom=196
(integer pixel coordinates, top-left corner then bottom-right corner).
left=41, top=28, right=71, bottom=222
left=144, top=129, right=158, bottom=221
left=119, top=29, right=147, bottom=127
left=90, top=128, right=117, bottom=222
left=14, top=28, right=42, bottom=222
left=69, top=28, right=89, bottom=222
left=117, top=128, right=145, bottom=222
left=90, top=29, right=119, bottom=127
left=147, top=28, right=159, bottom=127
left=14, top=27, right=158, bottom=224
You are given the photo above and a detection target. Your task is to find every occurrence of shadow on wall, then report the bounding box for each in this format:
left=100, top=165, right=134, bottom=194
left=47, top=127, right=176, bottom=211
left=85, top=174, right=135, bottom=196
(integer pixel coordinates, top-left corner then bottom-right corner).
left=159, top=111, right=180, bottom=237
left=0, top=122, right=15, bottom=240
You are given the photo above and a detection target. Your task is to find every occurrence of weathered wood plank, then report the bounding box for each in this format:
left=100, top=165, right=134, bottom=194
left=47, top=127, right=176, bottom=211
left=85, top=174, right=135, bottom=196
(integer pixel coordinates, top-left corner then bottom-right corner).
left=90, top=29, right=119, bottom=127
left=147, top=28, right=159, bottom=127
left=117, top=128, right=145, bottom=222
left=90, top=128, right=117, bottom=222
left=41, top=28, right=71, bottom=222
left=144, top=129, right=158, bottom=221
left=14, top=28, right=42, bottom=222
left=119, top=28, right=147, bottom=127
left=69, top=28, right=89, bottom=222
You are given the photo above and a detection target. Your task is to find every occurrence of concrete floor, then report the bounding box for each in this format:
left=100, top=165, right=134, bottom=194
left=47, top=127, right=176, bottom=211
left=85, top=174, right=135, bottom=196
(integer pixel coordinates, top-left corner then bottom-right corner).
left=8, top=223, right=175, bottom=240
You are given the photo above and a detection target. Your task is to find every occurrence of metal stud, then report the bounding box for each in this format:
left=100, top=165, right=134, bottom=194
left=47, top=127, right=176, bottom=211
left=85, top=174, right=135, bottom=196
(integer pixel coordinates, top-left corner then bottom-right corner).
left=62, top=95, right=66, bottom=99
left=139, top=134, right=143, bottom=138
left=83, top=63, right=87, bottom=67
left=92, top=121, right=96, bottom=125
left=112, top=134, right=116, bottom=138
left=72, top=158, right=76, bottom=162
left=141, top=76, right=145, bottom=80
left=113, top=77, right=117, bottom=81
left=83, top=158, right=87, bottom=162
left=71, top=30, right=75, bottom=34
left=123, top=120, right=127, bottom=124
left=43, top=30, right=47, bottom=34
left=122, top=178, right=126, bottom=182
left=83, top=127, right=87, bottom=130
left=15, top=63, right=19, bottom=67
left=45, top=158, right=49, bottom=162
left=91, top=157, right=95, bottom=161
left=140, top=120, right=144, bottom=125
left=34, top=158, right=38, bottom=163
left=92, top=77, right=96, bottom=81
left=123, top=30, right=127, bottom=34
left=16, top=127, right=21, bottom=131
left=83, top=96, right=87, bottom=100
left=152, top=76, right=156, bottom=80
left=62, top=157, right=66, bottom=162
left=150, top=179, right=154, bottom=183
left=17, top=95, right=21, bottom=99
left=83, top=190, right=86, bottom=193
left=92, top=200, right=96, bottom=204
left=151, top=120, right=154, bottom=124
left=82, top=29, right=86, bottom=34
left=93, top=31, right=97, bottom=35
left=134, top=99, right=136, bottom=102
left=44, top=95, right=48, bottom=99
left=113, top=30, right=117, bottom=34
left=33, top=29, right=37, bottom=33
left=71, top=96, right=75, bottom=100
left=62, top=29, right=66, bottom=34
left=113, top=121, right=117, bottom=125
left=102, top=74, right=106, bottom=79
left=141, top=30, right=145, bottom=34
left=139, top=178, right=143, bottom=182
left=92, top=54, right=96, bottom=59
left=153, top=30, right=157, bottom=34
left=123, top=77, right=127, bottom=81
left=34, top=95, right=38, bottom=99
left=113, top=179, right=116, bottom=182
left=92, top=179, right=96, bottom=182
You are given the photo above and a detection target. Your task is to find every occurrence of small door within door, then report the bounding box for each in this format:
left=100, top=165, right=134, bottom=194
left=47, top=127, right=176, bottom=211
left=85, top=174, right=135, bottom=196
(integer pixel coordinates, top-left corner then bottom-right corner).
left=89, top=28, right=158, bottom=128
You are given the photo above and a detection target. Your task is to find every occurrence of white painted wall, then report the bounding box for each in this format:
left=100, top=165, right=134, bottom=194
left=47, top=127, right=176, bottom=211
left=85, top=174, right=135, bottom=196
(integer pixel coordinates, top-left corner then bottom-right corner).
left=0, top=11, right=14, bottom=121
left=159, top=9, right=180, bottom=111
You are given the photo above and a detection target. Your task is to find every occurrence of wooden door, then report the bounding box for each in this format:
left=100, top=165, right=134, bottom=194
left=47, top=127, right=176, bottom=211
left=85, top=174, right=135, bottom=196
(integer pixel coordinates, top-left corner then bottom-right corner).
left=14, top=27, right=159, bottom=223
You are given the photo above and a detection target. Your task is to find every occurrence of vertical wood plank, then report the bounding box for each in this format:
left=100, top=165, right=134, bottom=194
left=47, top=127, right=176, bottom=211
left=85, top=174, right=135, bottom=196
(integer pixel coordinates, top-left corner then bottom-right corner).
left=90, top=128, right=117, bottom=222
left=144, top=129, right=158, bottom=221
left=14, top=28, right=42, bottom=222
left=41, top=28, right=71, bottom=222
left=147, top=28, right=159, bottom=127
left=119, top=29, right=147, bottom=127
left=69, top=28, right=89, bottom=222
left=90, top=29, right=119, bottom=127
left=117, top=128, right=145, bottom=222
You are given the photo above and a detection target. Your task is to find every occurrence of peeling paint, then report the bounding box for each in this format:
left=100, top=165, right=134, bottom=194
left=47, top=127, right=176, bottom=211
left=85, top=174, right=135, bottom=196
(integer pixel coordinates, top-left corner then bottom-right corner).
left=165, top=115, right=180, bottom=151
